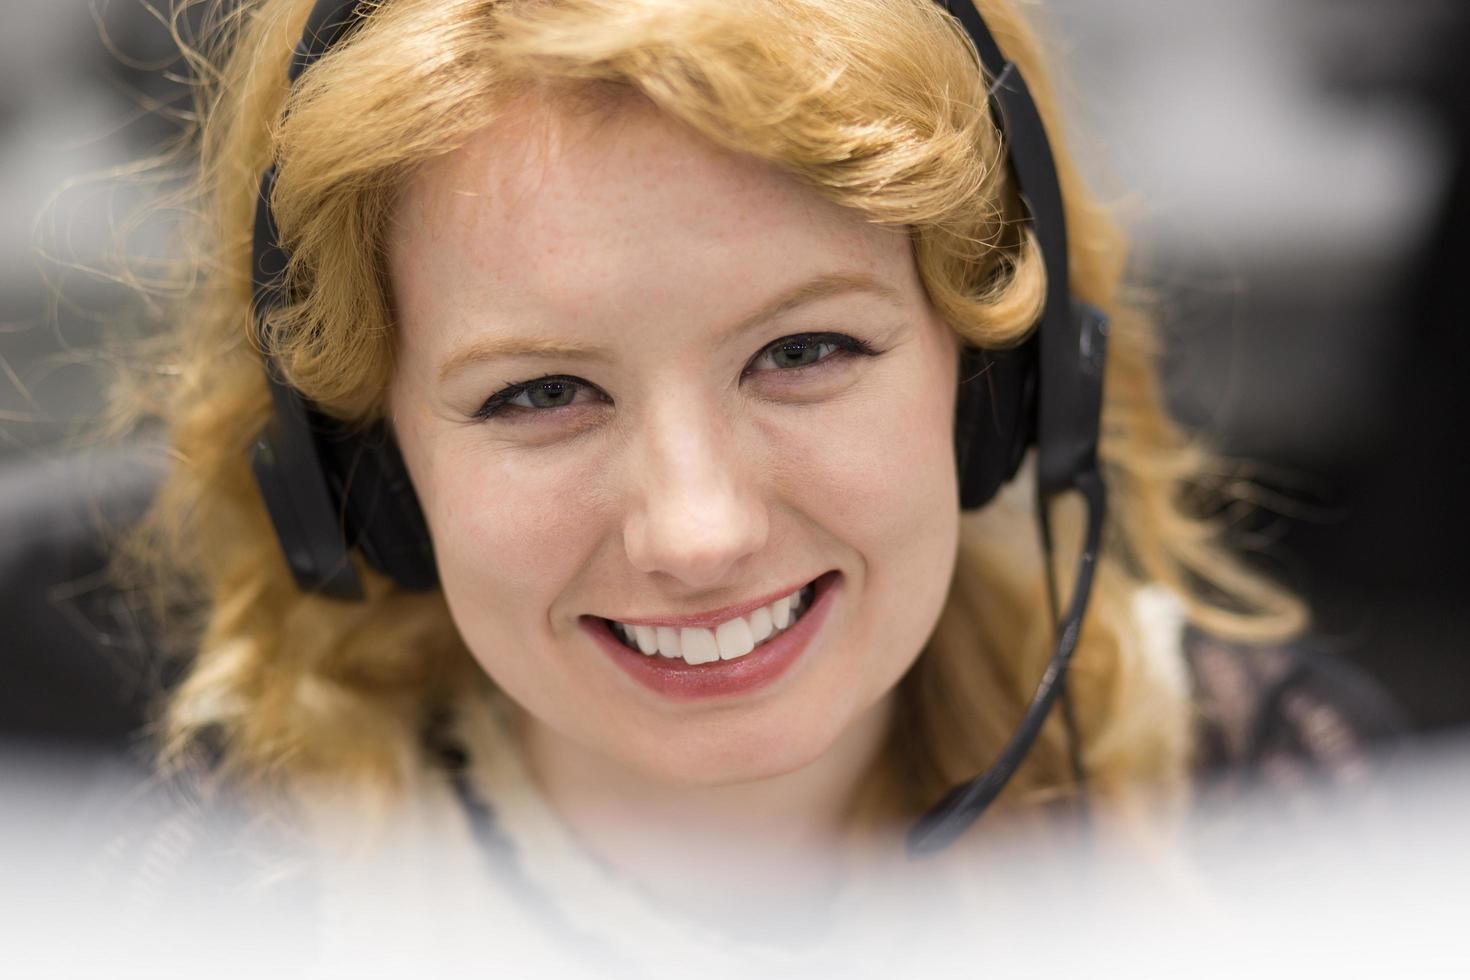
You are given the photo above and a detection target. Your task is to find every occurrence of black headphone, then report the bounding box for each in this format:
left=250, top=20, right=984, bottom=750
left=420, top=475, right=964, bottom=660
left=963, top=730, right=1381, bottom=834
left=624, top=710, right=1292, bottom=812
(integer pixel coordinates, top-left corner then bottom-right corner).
left=249, top=0, right=1109, bottom=856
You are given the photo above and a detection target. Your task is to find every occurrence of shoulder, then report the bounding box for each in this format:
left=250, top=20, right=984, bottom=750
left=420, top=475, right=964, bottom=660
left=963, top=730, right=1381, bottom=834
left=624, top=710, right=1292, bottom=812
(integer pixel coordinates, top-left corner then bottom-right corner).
left=1179, top=623, right=1411, bottom=789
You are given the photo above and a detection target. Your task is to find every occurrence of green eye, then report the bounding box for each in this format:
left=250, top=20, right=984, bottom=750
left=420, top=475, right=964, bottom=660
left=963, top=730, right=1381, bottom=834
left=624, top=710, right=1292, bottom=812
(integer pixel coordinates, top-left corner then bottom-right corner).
left=520, top=380, right=578, bottom=409
left=746, top=332, right=878, bottom=376
left=769, top=338, right=832, bottom=368
left=473, top=375, right=599, bottom=421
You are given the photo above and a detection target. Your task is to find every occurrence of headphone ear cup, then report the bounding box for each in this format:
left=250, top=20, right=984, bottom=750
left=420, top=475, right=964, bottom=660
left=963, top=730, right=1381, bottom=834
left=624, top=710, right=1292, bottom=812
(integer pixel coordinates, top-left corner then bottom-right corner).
left=954, top=334, right=1039, bottom=511
left=250, top=414, right=365, bottom=599
left=318, top=423, right=438, bottom=591
left=250, top=376, right=366, bottom=599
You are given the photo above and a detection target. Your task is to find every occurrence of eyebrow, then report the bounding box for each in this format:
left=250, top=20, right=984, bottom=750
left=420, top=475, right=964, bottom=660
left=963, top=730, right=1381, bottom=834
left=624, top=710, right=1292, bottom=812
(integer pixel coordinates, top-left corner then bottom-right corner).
left=435, top=270, right=903, bottom=383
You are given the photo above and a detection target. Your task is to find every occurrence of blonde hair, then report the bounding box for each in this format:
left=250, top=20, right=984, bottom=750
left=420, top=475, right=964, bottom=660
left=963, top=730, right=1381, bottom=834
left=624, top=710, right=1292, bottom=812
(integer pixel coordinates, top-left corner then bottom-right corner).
left=114, top=0, right=1306, bottom=827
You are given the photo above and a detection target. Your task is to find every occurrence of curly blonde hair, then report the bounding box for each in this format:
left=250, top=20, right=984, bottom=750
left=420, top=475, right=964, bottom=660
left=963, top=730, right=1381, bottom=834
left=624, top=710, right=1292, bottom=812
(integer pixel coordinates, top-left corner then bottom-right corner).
left=112, top=0, right=1306, bottom=828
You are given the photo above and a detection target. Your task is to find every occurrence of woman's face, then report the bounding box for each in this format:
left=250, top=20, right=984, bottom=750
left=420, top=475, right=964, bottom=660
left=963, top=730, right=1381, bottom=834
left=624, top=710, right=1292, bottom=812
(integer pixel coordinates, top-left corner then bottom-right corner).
left=386, top=95, right=962, bottom=787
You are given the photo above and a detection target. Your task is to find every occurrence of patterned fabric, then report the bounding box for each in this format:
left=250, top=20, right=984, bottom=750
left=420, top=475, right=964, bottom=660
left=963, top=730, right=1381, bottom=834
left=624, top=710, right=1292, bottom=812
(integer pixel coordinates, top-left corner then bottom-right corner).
left=1184, top=624, right=1409, bottom=794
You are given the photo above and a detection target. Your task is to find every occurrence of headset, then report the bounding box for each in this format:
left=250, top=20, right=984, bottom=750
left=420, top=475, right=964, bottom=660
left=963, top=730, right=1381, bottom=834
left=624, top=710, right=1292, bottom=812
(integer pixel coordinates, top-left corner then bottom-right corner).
left=250, top=0, right=1109, bottom=858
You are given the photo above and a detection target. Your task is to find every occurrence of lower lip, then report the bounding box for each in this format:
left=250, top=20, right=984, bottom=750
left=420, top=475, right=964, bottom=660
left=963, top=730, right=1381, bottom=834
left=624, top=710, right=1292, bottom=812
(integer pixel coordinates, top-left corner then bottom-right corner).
left=582, top=571, right=841, bottom=701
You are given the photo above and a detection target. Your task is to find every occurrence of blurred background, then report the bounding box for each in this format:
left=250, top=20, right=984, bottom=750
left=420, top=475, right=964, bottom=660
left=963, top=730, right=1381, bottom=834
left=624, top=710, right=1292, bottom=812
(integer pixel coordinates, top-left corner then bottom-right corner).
left=1, top=0, right=1466, bottom=753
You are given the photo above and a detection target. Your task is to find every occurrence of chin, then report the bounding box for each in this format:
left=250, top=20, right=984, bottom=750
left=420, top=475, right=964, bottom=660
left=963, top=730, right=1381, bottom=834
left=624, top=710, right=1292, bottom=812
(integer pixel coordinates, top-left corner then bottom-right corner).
left=619, top=708, right=854, bottom=789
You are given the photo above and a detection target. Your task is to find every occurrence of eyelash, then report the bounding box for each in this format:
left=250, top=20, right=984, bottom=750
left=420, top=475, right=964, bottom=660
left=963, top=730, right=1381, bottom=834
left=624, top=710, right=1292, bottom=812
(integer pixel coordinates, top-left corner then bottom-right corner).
left=470, top=332, right=881, bottom=423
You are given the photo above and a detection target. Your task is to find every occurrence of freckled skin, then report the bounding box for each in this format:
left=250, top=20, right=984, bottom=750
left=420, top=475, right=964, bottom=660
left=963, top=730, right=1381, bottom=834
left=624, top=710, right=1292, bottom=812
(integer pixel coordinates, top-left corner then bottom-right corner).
left=385, top=95, right=961, bottom=792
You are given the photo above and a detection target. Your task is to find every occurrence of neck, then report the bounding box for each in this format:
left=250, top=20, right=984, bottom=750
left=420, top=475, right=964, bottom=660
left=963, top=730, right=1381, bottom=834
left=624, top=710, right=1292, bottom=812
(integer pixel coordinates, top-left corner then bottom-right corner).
left=517, top=695, right=896, bottom=934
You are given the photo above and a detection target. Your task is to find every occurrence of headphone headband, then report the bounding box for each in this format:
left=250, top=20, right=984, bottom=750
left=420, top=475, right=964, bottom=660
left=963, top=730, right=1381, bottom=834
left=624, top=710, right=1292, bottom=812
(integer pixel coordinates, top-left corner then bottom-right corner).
left=290, top=0, right=369, bottom=82
left=942, top=0, right=1105, bottom=495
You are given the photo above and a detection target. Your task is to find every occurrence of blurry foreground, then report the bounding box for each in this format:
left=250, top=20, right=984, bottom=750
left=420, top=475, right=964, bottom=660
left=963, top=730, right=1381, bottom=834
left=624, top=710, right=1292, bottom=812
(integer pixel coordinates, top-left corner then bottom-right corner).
left=3, top=734, right=1467, bottom=979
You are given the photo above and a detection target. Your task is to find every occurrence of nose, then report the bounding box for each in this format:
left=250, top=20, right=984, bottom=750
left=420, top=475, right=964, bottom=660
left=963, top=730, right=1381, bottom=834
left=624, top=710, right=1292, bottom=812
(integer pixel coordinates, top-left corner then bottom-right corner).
left=621, top=396, right=770, bottom=590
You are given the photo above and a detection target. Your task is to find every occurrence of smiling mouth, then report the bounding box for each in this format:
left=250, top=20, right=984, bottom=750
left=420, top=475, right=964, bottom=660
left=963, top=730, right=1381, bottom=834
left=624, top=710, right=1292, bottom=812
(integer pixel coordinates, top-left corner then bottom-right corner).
left=598, top=574, right=827, bottom=666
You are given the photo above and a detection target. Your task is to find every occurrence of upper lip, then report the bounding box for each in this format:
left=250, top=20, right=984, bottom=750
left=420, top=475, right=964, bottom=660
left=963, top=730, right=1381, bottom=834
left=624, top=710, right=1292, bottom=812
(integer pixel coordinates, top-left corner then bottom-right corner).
left=593, top=574, right=825, bottom=630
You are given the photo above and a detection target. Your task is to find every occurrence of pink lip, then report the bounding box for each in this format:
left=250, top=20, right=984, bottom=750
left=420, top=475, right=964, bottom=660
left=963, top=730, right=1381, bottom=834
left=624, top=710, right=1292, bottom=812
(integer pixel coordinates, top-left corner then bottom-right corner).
left=581, top=571, right=840, bottom=701
left=596, top=577, right=820, bottom=630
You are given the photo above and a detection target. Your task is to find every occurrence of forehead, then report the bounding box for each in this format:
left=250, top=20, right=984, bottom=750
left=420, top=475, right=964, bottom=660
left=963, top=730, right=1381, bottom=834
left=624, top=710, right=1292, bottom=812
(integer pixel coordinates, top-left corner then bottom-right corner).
left=386, top=93, right=910, bottom=339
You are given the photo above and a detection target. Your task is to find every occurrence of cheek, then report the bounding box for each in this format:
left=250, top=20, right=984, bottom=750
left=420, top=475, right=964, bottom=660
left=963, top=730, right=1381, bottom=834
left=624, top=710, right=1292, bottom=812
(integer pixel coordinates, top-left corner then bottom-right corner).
left=413, top=444, right=602, bottom=702
left=859, top=370, right=960, bottom=643
left=775, top=333, right=960, bottom=576
left=768, top=328, right=962, bottom=689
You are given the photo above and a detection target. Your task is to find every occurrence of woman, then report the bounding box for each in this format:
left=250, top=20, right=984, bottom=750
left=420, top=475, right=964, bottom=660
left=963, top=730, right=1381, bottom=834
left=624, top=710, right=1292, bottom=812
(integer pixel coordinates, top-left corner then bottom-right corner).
left=102, top=0, right=1403, bottom=970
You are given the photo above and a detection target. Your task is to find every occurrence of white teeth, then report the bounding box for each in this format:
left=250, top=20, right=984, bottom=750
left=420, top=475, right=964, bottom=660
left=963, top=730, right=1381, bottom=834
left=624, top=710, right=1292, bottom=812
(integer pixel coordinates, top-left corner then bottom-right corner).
left=679, top=627, right=720, bottom=665
left=748, top=606, right=774, bottom=644
left=715, top=617, right=755, bottom=660
left=772, top=595, right=792, bottom=630
left=633, top=624, right=659, bottom=656
left=608, top=577, right=821, bottom=664
left=655, top=626, right=681, bottom=659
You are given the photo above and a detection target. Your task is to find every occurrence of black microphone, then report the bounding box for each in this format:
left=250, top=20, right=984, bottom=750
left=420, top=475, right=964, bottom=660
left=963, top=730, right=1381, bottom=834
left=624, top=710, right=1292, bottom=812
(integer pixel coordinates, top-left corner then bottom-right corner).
left=907, top=467, right=1106, bottom=857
